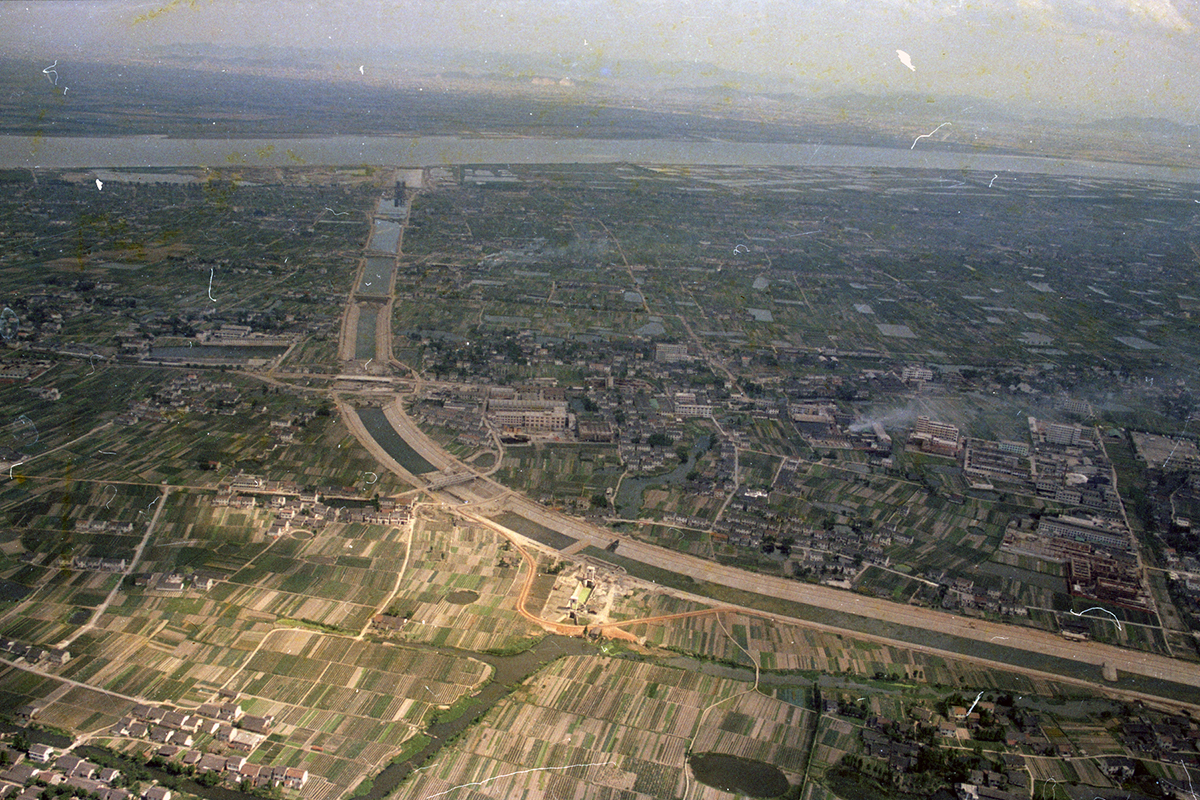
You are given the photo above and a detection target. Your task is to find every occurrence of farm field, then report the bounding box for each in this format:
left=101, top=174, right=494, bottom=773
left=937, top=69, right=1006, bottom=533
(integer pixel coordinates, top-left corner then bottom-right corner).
left=0, top=487, right=494, bottom=800
left=395, top=655, right=814, bottom=800
left=1, top=146, right=1199, bottom=800
left=372, top=512, right=542, bottom=652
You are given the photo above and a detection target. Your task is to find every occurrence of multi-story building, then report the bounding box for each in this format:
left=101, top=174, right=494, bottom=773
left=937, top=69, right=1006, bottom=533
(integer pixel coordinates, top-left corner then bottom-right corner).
left=963, top=439, right=1032, bottom=483
left=577, top=421, right=616, bottom=442
left=997, top=440, right=1030, bottom=456
left=1038, top=515, right=1130, bottom=550
left=672, top=392, right=714, bottom=417
left=488, top=398, right=568, bottom=431
left=911, top=416, right=961, bottom=457
left=901, top=365, right=934, bottom=383
left=915, top=416, right=960, bottom=442
left=1045, top=422, right=1083, bottom=446
left=1061, top=398, right=1093, bottom=417
left=655, top=343, right=690, bottom=363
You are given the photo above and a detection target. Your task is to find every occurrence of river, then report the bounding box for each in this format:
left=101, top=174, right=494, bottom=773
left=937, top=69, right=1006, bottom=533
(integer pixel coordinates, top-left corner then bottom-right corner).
left=5, top=136, right=1200, bottom=182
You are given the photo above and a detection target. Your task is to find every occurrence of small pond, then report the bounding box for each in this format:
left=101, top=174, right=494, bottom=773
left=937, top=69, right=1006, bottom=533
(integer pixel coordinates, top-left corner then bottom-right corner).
left=688, top=753, right=790, bottom=798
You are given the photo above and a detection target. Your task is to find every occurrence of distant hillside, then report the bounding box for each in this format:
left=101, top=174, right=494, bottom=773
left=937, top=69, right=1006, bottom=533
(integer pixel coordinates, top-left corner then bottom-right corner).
left=0, top=58, right=875, bottom=145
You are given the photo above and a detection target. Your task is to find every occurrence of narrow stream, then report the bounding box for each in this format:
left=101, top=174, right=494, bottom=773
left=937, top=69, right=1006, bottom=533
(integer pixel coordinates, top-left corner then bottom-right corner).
left=353, top=635, right=597, bottom=800
left=52, top=637, right=598, bottom=800
left=615, top=436, right=710, bottom=518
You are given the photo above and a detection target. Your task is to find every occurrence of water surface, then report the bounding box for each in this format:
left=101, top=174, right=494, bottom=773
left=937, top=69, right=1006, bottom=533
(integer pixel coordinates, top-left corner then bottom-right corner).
left=7, top=136, right=1200, bottom=183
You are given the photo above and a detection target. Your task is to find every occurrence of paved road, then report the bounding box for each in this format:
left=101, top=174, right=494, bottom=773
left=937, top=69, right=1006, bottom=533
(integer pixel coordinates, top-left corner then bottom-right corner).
left=497, top=495, right=1200, bottom=695
left=3, top=420, right=113, bottom=484
left=470, top=496, right=1200, bottom=710
left=330, top=168, right=1200, bottom=708
left=623, top=538, right=1200, bottom=688
left=339, top=361, right=1200, bottom=702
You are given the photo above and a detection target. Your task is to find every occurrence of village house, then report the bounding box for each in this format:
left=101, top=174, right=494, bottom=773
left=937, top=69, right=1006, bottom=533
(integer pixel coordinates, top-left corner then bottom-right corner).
left=141, top=786, right=171, bottom=800
left=239, top=714, right=274, bottom=734
left=27, top=744, right=54, bottom=764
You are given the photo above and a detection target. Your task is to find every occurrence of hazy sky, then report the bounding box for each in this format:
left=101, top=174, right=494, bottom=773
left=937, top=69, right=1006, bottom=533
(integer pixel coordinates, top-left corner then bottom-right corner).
left=5, top=0, right=1200, bottom=122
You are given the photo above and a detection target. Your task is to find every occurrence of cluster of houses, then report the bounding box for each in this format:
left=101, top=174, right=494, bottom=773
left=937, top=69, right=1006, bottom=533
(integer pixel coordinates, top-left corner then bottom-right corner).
left=129, top=573, right=216, bottom=593
left=115, top=702, right=272, bottom=754
left=114, top=375, right=243, bottom=426
left=968, top=418, right=1151, bottom=614
left=171, top=753, right=307, bottom=792
left=848, top=694, right=1200, bottom=799
left=260, top=496, right=411, bottom=538
left=0, top=639, right=70, bottom=668
left=1165, top=533, right=1200, bottom=615
left=2, top=749, right=136, bottom=800
left=419, top=378, right=1150, bottom=632
left=70, top=556, right=128, bottom=573
left=98, top=702, right=307, bottom=790
left=849, top=706, right=1031, bottom=800
left=213, top=473, right=412, bottom=538
left=939, top=576, right=1029, bottom=618
left=1118, top=710, right=1200, bottom=768
left=74, top=521, right=136, bottom=535
left=411, top=391, right=490, bottom=451
left=67, top=522, right=137, bottom=575
left=111, top=375, right=322, bottom=431
left=952, top=779, right=1029, bottom=800
left=113, top=402, right=169, bottom=427
left=850, top=698, right=1189, bottom=800
left=0, top=360, right=53, bottom=385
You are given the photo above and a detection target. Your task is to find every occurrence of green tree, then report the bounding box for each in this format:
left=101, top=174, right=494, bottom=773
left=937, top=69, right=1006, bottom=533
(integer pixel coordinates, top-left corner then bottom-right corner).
left=195, top=772, right=221, bottom=788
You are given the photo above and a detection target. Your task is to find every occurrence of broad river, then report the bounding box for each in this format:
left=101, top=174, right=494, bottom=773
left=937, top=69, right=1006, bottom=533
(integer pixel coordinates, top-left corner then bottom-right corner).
left=5, top=135, right=1200, bottom=182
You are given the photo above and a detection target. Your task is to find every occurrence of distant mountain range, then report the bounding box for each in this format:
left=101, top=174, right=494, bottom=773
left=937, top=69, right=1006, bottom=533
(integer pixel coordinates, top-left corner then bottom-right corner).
left=1082, top=115, right=1200, bottom=136
left=130, top=44, right=1200, bottom=135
